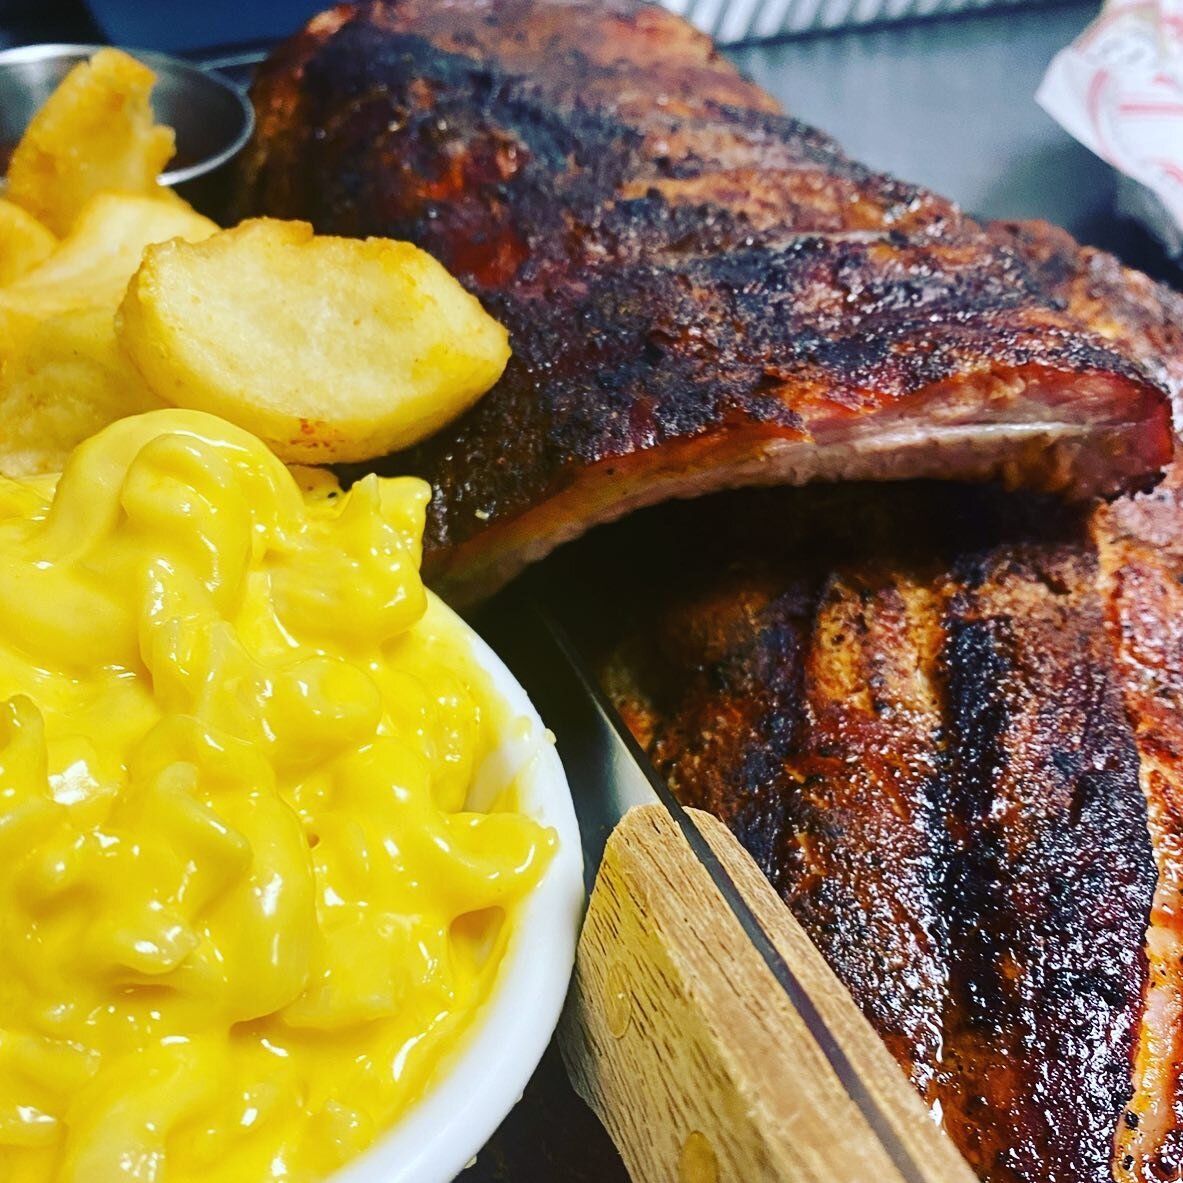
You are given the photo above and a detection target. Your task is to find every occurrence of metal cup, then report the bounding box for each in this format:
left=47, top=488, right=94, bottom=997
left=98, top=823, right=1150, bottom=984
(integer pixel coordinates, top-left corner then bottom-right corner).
left=0, top=43, right=253, bottom=220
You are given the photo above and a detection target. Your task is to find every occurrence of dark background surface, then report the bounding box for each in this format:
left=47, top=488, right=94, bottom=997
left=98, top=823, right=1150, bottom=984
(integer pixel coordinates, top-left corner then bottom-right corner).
left=727, top=3, right=1178, bottom=284
left=733, top=6, right=1111, bottom=233
left=1, top=1, right=1177, bottom=1179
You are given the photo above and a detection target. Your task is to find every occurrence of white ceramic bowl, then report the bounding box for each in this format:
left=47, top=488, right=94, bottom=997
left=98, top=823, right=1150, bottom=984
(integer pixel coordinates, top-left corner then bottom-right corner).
left=331, top=591, right=584, bottom=1183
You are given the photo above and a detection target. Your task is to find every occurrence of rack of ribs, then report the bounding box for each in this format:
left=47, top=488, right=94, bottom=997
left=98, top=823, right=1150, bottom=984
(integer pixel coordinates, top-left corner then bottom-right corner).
left=237, top=3, right=1183, bottom=1179
left=237, top=0, right=1172, bottom=607
left=560, top=230, right=1183, bottom=1181
left=575, top=482, right=1154, bottom=1183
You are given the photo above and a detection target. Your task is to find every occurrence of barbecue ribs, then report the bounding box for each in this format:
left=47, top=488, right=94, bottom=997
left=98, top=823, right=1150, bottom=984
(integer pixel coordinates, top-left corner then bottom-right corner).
left=239, top=4, right=1183, bottom=1179
left=573, top=484, right=1155, bottom=1183
left=238, top=0, right=1172, bottom=605
left=567, top=226, right=1183, bottom=1182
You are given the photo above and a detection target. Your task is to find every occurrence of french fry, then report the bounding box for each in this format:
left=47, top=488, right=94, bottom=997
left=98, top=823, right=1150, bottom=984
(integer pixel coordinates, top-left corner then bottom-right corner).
left=0, top=304, right=163, bottom=477
left=7, top=48, right=175, bottom=236
left=0, top=194, right=215, bottom=477
left=1, top=192, right=216, bottom=318
left=0, top=199, right=57, bottom=285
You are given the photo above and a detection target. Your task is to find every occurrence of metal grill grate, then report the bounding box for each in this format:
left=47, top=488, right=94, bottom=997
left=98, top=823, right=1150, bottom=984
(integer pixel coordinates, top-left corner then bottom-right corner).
left=663, top=0, right=1049, bottom=44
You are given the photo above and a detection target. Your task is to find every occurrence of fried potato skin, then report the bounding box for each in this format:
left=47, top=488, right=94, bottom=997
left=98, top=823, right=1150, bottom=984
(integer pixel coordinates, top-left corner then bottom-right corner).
left=0, top=304, right=163, bottom=477
left=116, top=218, right=511, bottom=463
left=0, top=194, right=214, bottom=476
left=1, top=193, right=217, bottom=317
left=7, top=48, right=176, bottom=236
left=0, top=200, right=57, bottom=285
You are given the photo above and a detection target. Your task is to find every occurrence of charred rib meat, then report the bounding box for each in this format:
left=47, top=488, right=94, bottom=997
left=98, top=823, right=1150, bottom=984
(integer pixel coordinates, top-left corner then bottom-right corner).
left=238, top=0, right=1173, bottom=605
left=564, top=482, right=1157, bottom=1183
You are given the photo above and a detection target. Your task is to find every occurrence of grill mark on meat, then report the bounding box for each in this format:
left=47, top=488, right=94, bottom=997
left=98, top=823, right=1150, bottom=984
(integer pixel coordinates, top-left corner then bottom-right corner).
left=608, top=557, right=954, bottom=1097
left=553, top=481, right=1156, bottom=1183
left=786, top=569, right=951, bottom=1097
left=238, top=0, right=1173, bottom=606
left=649, top=574, right=815, bottom=888
left=993, top=217, right=1183, bottom=1182
left=937, top=543, right=1153, bottom=1182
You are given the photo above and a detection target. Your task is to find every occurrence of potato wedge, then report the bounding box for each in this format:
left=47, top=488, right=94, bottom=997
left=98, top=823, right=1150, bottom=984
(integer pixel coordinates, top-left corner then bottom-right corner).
left=116, top=218, right=511, bottom=463
left=0, top=193, right=210, bottom=477
left=1, top=192, right=216, bottom=318
left=0, top=304, right=163, bottom=477
left=0, top=200, right=57, bottom=285
left=7, top=48, right=176, bottom=236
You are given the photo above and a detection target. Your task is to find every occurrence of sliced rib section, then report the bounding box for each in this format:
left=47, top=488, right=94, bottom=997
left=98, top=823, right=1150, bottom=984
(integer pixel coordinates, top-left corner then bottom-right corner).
left=238, top=1, right=1172, bottom=604
left=570, top=485, right=1155, bottom=1183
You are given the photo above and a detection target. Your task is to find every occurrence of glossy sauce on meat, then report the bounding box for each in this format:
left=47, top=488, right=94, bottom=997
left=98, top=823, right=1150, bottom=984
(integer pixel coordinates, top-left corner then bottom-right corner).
left=573, top=485, right=1157, bottom=1183
left=238, top=0, right=1172, bottom=605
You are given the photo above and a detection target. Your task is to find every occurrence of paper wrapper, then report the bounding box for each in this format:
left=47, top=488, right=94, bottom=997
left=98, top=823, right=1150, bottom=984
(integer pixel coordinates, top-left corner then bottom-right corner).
left=1038, top=0, right=1183, bottom=258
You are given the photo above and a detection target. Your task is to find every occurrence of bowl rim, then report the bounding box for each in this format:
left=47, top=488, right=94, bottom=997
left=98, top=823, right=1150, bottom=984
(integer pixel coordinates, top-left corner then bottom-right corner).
left=329, top=590, right=585, bottom=1183
left=0, top=42, right=255, bottom=185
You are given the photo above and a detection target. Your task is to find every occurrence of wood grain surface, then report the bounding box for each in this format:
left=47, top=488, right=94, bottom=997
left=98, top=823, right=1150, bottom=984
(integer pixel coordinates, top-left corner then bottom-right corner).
left=562, top=804, right=976, bottom=1183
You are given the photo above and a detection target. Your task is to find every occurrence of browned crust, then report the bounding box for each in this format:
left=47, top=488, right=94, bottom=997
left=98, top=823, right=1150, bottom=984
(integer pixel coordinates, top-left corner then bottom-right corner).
left=560, top=483, right=1155, bottom=1183
left=995, top=218, right=1183, bottom=1179
left=990, top=219, right=1183, bottom=415
left=238, top=1, right=1173, bottom=607
left=1094, top=487, right=1183, bottom=1182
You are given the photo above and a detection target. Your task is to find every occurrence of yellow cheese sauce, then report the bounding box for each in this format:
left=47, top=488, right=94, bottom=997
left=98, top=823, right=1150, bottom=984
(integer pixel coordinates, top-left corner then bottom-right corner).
left=0, top=409, right=555, bottom=1182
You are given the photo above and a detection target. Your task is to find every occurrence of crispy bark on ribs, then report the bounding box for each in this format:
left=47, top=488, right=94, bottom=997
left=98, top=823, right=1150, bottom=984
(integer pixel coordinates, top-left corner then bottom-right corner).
left=563, top=485, right=1157, bottom=1183
left=581, top=237, right=1183, bottom=1182
left=1095, top=489, right=1183, bottom=1183
left=989, top=219, right=1183, bottom=417
left=238, top=0, right=1172, bottom=605
left=1002, top=218, right=1183, bottom=1182
left=983, top=217, right=1183, bottom=1181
